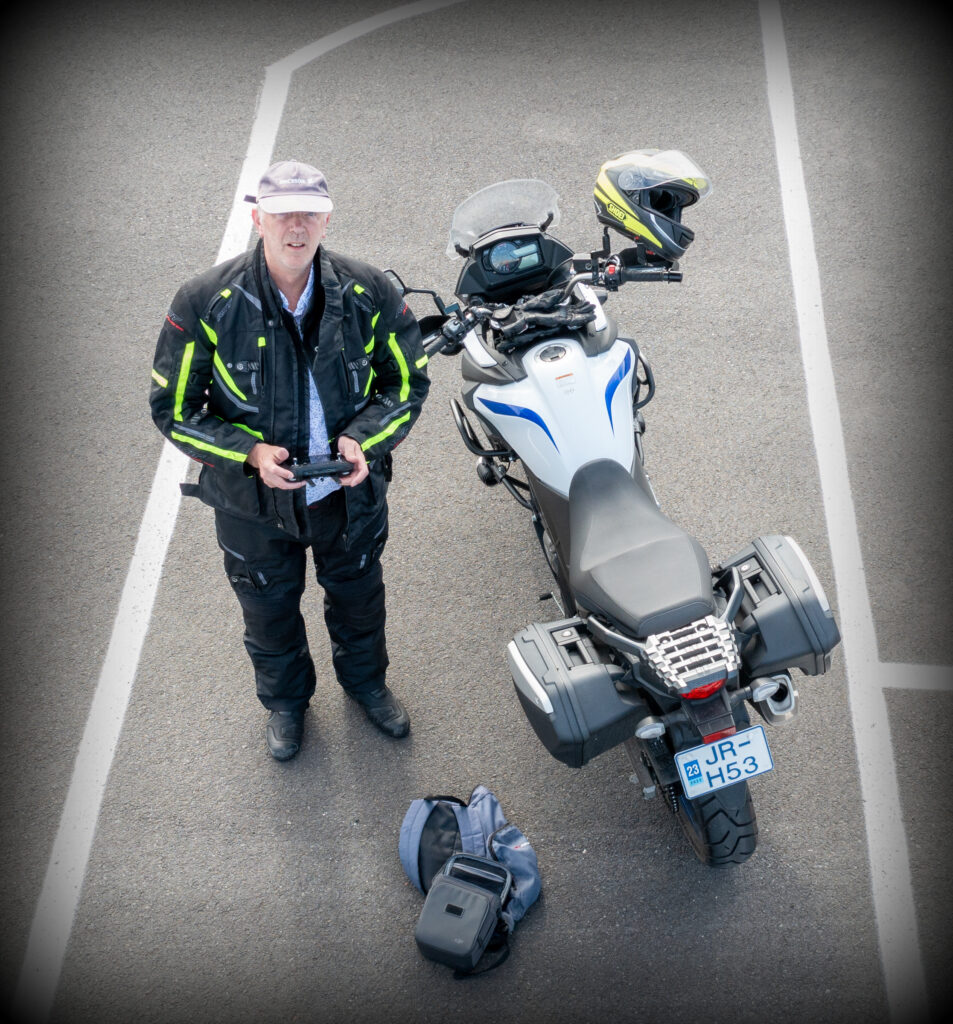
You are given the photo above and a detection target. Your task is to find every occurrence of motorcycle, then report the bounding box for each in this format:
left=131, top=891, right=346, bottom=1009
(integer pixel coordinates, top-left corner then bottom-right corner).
left=391, top=150, right=840, bottom=865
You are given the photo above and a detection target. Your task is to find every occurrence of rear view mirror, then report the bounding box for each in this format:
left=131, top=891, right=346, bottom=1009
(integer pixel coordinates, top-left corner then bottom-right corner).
left=384, top=269, right=406, bottom=296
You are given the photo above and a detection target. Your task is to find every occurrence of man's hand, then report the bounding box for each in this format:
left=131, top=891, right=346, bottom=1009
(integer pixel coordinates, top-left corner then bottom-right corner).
left=246, top=443, right=303, bottom=489
left=336, top=434, right=369, bottom=487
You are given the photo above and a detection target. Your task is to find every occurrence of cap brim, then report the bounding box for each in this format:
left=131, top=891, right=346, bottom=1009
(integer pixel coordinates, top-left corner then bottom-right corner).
left=258, top=194, right=333, bottom=214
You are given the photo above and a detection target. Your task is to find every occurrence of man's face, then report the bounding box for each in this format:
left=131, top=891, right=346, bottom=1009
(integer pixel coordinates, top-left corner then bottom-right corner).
left=252, top=208, right=329, bottom=277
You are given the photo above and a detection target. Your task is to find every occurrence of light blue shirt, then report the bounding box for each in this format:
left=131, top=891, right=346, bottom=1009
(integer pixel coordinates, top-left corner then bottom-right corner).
left=277, top=266, right=341, bottom=504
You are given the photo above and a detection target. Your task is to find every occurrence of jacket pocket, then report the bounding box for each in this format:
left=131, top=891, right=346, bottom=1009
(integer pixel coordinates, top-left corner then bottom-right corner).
left=212, top=333, right=264, bottom=411
left=368, top=460, right=390, bottom=505
left=193, top=464, right=261, bottom=519
left=340, top=350, right=373, bottom=407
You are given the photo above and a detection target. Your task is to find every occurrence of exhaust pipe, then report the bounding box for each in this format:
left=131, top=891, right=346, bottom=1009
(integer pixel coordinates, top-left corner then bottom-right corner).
left=752, top=671, right=798, bottom=726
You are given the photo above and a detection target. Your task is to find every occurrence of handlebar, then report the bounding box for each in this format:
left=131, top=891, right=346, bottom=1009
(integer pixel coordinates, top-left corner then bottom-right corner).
left=421, top=256, right=682, bottom=357
left=563, top=263, right=681, bottom=297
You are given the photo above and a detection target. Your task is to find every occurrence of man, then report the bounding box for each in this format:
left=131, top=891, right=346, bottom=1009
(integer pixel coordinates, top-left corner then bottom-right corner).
left=150, top=159, right=430, bottom=760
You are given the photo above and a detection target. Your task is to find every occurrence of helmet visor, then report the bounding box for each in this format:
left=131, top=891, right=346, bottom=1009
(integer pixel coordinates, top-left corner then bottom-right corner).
left=613, top=149, right=712, bottom=200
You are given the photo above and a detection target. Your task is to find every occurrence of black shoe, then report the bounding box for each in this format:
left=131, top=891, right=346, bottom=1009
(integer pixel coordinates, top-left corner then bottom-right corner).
left=349, top=686, right=410, bottom=738
left=266, top=709, right=305, bottom=761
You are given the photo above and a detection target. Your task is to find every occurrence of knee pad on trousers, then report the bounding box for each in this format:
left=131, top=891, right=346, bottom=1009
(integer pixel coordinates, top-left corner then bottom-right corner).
left=228, top=573, right=306, bottom=651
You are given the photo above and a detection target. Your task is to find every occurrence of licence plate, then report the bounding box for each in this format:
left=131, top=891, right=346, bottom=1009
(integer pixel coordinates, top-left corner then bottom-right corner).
left=674, top=725, right=774, bottom=797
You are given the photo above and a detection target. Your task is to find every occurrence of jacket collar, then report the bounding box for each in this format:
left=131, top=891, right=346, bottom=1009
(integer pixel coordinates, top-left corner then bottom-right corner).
left=253, top=241, right=343, bottom=337
left=317, top=246, right=343, bottom=325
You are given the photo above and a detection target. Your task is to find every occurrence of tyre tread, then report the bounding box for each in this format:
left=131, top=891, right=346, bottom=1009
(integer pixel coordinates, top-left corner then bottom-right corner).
left=678, top=783, right=758, bottom=866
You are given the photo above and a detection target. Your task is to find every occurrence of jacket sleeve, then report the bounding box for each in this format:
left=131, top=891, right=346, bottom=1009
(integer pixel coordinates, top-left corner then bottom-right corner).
left=340, top=277, right=431, bottom=459
left=149, top=284, right=258, bottom=473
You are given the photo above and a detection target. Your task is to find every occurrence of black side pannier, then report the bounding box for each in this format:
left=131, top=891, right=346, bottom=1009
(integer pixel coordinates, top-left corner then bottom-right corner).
left=716, top=534, right=840, bottom=677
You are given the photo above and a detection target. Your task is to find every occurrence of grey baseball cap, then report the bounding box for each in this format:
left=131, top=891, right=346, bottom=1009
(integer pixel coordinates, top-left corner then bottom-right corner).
left=248, top=160, right=333, bottom=214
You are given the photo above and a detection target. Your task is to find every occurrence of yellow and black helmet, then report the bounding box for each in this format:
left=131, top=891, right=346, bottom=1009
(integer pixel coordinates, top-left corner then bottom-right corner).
left=594, top=149, right=711, bottom=262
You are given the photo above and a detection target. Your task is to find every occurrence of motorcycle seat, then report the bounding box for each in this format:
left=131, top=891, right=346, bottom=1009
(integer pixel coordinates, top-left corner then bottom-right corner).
left=568, top=459, right=715, bottom=639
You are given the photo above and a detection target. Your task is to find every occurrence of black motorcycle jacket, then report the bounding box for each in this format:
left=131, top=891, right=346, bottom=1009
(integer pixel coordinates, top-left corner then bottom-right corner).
left=150, top=240, right=430, bottom=539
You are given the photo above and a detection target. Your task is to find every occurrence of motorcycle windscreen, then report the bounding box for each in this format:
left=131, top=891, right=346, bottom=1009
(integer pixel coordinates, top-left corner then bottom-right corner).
left=472, top=336, right=637, bottom=496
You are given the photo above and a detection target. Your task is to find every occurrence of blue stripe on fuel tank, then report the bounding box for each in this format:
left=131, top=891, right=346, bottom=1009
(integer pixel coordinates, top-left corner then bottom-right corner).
left=604, top=348, right=633, bottom=432
left=477, top=397, right=559, bottom=451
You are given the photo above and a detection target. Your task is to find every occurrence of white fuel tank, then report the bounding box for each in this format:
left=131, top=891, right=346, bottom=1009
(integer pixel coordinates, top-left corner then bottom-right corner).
left=473, top=335, right=637, bottom=496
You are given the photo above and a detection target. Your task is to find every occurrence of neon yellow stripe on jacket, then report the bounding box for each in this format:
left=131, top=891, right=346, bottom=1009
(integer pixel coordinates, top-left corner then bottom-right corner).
left=200, top=319, right=218, bottom=345
left=152, top=369, right=168, bottom=388
left=174, top=342, right=195, bottom=421
left=360, top=411, right=411, bottom=452
left=214, top=354, right=247, bottom=401
left=387, top=332, right=410, bottom=402
left=366, top=311, right=380, bottom=353
left=171, top=431, right=248, bottom=462
left=199, top=318, right=248, bottom=401
left=234, top=422, right=264, bottom=440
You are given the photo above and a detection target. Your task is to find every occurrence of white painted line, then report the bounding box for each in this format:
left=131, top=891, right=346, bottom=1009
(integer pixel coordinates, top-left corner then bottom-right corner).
left=880, top=663, right=953, bottom=693
left=217, top=0, right=466, bottom=264
left=759, top=3, right=929, bottom=1022
left=13, top=2, right=465, bottom=1021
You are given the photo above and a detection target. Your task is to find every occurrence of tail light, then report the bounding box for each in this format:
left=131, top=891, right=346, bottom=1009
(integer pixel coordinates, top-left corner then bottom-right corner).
left=683, top=677, right=726, bottom=700
left=702, top=725, right=737, bottom=745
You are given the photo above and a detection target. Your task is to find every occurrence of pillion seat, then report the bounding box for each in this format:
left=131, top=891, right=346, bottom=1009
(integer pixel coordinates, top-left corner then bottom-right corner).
left=568, top=459, right=715, bottom=639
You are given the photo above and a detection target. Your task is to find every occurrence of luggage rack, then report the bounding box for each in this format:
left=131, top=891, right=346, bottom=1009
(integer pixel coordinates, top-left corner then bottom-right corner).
left=642, top=615, right=741, bottom=694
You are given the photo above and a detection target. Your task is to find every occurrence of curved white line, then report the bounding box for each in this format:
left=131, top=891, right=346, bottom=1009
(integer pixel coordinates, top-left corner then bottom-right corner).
left=13, top=3, right=465, bottom=1021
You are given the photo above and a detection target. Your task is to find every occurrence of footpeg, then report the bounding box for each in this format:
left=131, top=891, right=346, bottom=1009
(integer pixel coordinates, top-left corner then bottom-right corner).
left=624, top=738, right=657, bottom=799
left=476, top=457, right=500, bottom=485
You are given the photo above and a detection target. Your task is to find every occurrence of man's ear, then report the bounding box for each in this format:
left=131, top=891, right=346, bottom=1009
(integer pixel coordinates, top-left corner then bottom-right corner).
left=251, top=207, right=262, bottom=235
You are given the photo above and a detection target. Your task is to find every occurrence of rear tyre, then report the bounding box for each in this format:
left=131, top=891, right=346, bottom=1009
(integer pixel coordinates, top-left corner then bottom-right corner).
left=676, top=781, right=758, bottom=866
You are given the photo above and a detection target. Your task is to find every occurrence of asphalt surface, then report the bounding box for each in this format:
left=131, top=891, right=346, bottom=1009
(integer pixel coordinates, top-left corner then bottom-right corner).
left=0, top=1, right=951, bottom=1023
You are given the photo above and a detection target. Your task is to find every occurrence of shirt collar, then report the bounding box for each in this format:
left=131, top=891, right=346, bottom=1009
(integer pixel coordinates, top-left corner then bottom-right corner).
left=277, top=264, right=315, bottom=321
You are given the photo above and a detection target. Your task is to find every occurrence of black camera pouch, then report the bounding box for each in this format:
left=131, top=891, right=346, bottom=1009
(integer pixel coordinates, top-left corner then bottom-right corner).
left=413, top=854, right=513, bottom=974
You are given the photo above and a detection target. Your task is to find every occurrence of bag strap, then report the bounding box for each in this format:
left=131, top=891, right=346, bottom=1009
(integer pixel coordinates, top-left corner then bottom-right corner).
left=451, top=801, right=486, bottom=857
left=398, top=798, right=437, bottom=892
left=452, top=922, right=511, bottom=979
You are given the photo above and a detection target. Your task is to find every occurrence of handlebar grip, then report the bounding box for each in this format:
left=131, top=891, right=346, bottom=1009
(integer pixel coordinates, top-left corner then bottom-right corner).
left=619, top=266, right=682, bottom=283
left=423, top=318, right=468, bottom=356
left=423, top=329, right=458, bottom=356
left=422, top=329, right=449, bottom=356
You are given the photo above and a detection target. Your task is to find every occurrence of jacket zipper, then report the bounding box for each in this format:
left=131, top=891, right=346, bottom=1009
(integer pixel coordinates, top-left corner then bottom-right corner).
left=264, top=317, right=284, bottom=531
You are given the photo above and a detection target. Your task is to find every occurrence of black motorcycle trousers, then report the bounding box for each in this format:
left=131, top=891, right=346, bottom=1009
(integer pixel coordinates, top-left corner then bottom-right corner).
left=214, top=489, right=389, bottom=712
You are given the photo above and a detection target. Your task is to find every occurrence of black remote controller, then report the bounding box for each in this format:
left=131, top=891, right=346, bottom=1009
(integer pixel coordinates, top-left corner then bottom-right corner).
left=290, top=459, right=355, bottom=480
